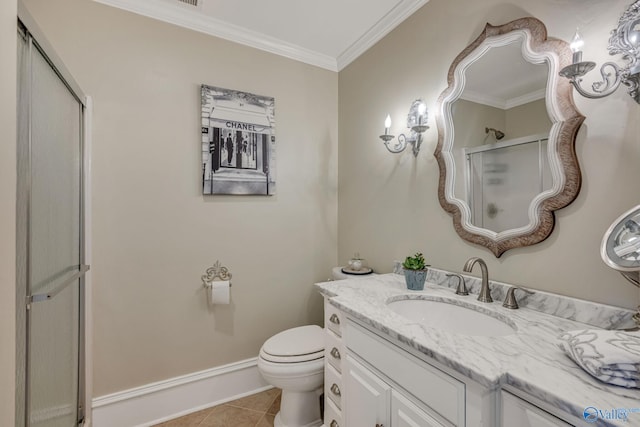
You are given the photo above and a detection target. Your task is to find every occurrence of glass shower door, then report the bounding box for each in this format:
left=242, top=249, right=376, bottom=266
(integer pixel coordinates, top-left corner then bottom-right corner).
left=18, top=20, right=87, bottom=427
left=467, top=138, right=550, bottom=233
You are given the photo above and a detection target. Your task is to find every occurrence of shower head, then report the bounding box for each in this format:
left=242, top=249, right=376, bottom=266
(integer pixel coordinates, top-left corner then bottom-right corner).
left=485, top=127, right=505, bottom=140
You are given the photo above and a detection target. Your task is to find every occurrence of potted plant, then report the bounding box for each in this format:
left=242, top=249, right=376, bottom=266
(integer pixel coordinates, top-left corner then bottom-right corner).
left=402, top=252, right=429, bottom=290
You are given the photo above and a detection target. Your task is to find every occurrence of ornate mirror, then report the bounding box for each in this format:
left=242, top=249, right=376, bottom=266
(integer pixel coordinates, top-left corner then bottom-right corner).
left=435, top=18, right=585, bottom=257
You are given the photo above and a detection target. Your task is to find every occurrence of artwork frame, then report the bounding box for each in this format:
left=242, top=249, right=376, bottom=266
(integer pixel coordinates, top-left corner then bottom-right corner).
left=201, top=85, right=276, bottom=195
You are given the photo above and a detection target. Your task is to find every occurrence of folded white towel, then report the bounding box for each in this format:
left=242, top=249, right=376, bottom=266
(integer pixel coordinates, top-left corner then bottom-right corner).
left=558, top=329, right=640, bottom=389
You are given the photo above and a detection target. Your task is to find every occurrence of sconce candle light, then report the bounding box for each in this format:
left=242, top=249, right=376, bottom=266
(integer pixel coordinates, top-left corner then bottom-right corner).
left=559, top=0, right=640, bottom=103
left=379, top=99, right=429, bottom=156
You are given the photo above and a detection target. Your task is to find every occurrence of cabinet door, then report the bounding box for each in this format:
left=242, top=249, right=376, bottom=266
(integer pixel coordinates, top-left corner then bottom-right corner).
left=345, top=355, right=391, bottom=427
left=392, top=391, right=446, bottom=427
left=502, top=391, right=573, bottom=427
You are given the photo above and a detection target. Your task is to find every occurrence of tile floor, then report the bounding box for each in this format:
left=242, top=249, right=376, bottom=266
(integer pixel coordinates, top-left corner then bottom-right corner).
left=153, top=388, right=281, bottom=427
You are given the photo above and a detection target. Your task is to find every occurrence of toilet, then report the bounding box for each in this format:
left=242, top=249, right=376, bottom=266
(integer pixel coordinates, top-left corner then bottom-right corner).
left=258, top=325, right=325, bottom=427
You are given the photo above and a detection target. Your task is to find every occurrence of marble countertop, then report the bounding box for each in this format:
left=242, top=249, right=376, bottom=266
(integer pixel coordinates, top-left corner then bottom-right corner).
left=315, top=273, right=640, bottom=426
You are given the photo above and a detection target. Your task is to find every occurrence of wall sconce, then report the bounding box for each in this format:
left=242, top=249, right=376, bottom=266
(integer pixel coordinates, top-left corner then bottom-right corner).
left=379, top=99, right=429, bottom=156
left=559, top=0, right=640, bottom=103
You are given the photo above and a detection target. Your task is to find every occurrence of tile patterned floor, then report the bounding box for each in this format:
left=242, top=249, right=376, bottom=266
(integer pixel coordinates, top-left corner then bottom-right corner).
left=153, top=388, right=281, bottom=427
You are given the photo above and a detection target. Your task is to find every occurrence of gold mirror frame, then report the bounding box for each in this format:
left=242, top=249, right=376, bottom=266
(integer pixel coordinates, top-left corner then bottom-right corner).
left=434, top=18, right=585, bottom=257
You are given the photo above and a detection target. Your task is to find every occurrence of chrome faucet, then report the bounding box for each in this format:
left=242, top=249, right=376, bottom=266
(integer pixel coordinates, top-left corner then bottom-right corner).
left=462, top=257, right=492, bottom=303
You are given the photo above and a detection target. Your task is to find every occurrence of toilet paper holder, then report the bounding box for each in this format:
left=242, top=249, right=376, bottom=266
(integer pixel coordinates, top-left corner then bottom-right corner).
left=201, top=260, right=233, bottom=289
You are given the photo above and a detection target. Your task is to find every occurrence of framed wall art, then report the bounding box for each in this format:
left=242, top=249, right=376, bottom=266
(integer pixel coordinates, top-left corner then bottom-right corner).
left=201, top=85, right=276, bottom=195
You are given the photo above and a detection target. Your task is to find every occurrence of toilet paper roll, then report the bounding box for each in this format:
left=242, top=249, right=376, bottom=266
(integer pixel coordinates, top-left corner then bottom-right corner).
left=210, top=280, right=230, bottom=304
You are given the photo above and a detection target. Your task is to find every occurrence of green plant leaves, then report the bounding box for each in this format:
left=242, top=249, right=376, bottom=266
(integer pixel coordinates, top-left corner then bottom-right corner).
left=402, top=252, right=426, bottom=270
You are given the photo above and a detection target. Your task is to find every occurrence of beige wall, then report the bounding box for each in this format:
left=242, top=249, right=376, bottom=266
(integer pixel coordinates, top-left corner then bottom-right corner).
left=451, top=99, right=504, bottom=199
left=505, top=98, right=551, bottom=138
left=452, top=99, right=505, bottom=148
left=338, top=0, right=640, bottom=310
left=1, top=0, right=17, bottom=424
left=452, top=98, right=550, bottom=147
left=24, top=0, right=338, bottom=396
left=15, top=0, right=640, bottom=405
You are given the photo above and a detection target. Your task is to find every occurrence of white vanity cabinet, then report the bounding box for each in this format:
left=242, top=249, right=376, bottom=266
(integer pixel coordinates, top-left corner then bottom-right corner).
left=344, top=354, right=445, bottom=427
left=344, top=319, right=463, bottom=426
left=501, top=391, right=573, bottom=427
left=322, top=299, right=469, bottom=426
left=343, top=354, right=390, bottom=426
left=392, top=390, right=447, bottom=427
left=322, top=300, right=578, bottom=427
left=323, top=298, right=345, bottom=427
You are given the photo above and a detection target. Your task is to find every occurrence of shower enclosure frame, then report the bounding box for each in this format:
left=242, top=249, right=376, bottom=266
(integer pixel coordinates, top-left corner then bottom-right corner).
left=463, top=133, right=549, bottom=230
left=16, top=2, right=93, bottom=426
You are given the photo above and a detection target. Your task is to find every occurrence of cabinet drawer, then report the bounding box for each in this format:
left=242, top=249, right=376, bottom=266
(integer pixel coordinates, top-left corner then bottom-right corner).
left=325, top=329, right=344, bottom=373
left=346, top=320, right=465, bottom=426
left=325, top=303, right=343, bottom=336
left=501, top=391, right=573, bottom=427
left=324, top=397, right=343, bottom=427
left=325, top=363, right=343, bottom=410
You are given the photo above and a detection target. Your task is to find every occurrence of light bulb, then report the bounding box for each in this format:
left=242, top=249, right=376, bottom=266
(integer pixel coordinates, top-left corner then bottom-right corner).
left=384, top=114, right=391, bottom=130
left=569, top=28, right=585, bottom=64
left=417, top=102, right=427, bottom=126
left=570, top=28, right=584, bottom=53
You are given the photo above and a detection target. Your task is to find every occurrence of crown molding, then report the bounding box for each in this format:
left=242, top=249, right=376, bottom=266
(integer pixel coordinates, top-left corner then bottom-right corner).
left=461, top=87, right=546, bottom=110
left=93, top=0, right=429, bottom=72
left=460, top=90, right=508, bottom=110
left=504, top=88, right=546, bottom=109
left=93, top=0, right=338, bottom=71
left=336, top=0, right=430, bottom=71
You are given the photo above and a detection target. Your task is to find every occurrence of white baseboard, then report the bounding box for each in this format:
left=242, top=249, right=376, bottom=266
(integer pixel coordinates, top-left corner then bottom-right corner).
left=92, top=357, right=270, bottom=427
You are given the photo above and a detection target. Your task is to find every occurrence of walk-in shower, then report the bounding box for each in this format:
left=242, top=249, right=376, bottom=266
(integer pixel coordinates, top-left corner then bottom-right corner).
left=16, top=4, right=90, bottom=426
left=465, top=134, right=551, bottom=233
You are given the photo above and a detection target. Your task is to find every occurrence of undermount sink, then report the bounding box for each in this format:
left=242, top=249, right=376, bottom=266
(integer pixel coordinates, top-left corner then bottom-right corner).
left=387, top=298, right=517, bottom=337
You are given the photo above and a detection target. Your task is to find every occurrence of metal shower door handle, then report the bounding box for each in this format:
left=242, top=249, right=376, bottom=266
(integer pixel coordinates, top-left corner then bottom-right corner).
left=29, top=264, right=90, bottom=303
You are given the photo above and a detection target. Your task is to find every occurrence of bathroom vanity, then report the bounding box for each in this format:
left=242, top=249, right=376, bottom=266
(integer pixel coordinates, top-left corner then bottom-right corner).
left=317, top=271, right=640, bottom=427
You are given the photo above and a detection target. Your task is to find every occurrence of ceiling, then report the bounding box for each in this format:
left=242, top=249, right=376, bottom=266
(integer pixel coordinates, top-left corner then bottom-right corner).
left=93, top=0, right=430, bottom=71
left=461, top=40, right=548, bottom=109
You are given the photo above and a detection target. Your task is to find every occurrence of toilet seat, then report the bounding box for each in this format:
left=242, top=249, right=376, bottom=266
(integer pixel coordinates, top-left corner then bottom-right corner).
left=260, top=325, right=324, bottom=363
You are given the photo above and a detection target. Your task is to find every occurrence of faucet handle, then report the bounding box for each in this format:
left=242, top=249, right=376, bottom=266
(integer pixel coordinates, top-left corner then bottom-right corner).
left=503, top=286, right=534, bottom=309
left=446, top=274, right=469, bottom=296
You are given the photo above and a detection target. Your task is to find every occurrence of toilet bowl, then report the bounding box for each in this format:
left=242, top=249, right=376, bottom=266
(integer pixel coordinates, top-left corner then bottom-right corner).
left=258, top=325, right=325, bottom=427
